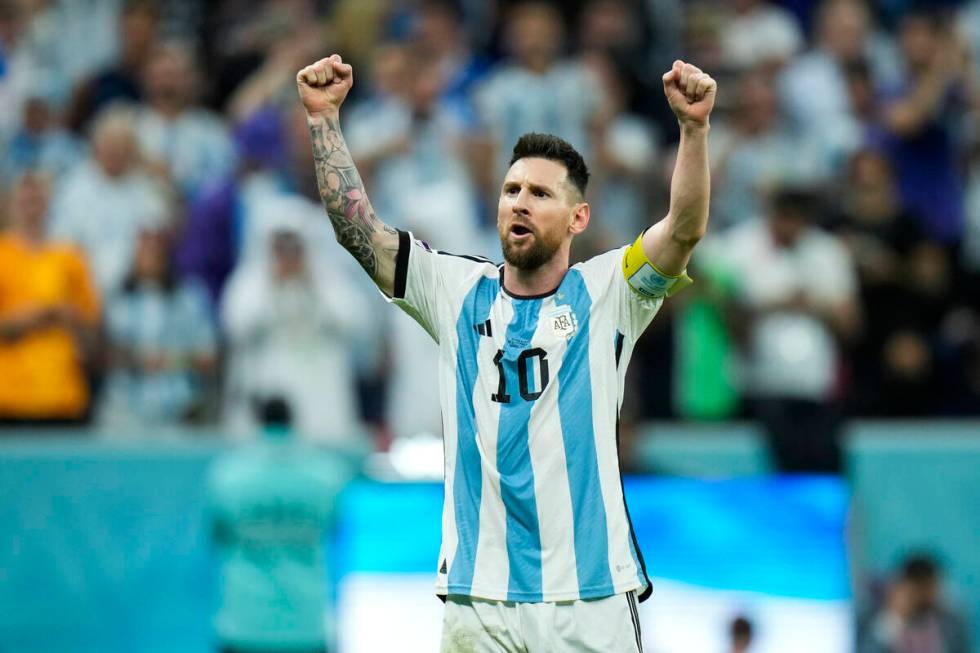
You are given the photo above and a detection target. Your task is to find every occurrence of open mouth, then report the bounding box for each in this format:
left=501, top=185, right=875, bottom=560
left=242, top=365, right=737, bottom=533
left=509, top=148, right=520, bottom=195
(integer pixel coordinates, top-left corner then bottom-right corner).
left=510, top=224, right=533, bottom=236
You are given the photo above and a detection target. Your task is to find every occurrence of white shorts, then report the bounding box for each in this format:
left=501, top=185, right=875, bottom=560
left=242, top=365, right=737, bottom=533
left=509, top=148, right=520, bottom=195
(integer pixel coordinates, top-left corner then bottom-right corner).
left=440, top=591, right=643, bottom=652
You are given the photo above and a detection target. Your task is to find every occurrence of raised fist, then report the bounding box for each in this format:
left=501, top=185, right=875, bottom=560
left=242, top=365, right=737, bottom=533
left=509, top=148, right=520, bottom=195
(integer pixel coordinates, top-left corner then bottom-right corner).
left=296, top=54, right=353, bottom=117
left=662, top=60, right=716, bottom=128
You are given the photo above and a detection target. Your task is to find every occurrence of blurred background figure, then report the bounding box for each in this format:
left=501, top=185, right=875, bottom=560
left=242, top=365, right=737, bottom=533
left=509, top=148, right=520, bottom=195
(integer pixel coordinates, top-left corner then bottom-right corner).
left=134, top=41, right=236, bottom=201
left=176, top=106, right=293, bottom=306
left=878, top=7, right=976, bottom=245
left=66, top=0, right=160, bottom=134
left=728, top=615, right=754, bottom=653
left=858, top=554, right=972, bottom=653
left=50, top=104, right=171, bottom=295
left=220, top=199, right=370, bottom=448
left=1, top=95, right=82, bottom=187
left=97, top=225, right=217, bottom=427
left=830, top=147, right=949, bottom=416
left=719, top=0, right=803, bottom=72
left=208, top=396, right=353, bottom=653
left=0, top=171, right=100, bottom=426
left=708, top=70, right=825, bottom=229
left=716, top=186, right=860, bottom=472
left=475, top=1, right=605, bottom=188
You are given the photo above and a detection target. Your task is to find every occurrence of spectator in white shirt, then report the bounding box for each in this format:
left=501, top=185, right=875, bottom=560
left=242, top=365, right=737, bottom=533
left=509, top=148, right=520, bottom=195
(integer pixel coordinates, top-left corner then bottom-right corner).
left=221, top=200, right=371, bottom=448
left=135, top=42, right=236, bottom=200
left=51, top=104, right=171, bottom=294
left=714, top=186, right=860, bottom=471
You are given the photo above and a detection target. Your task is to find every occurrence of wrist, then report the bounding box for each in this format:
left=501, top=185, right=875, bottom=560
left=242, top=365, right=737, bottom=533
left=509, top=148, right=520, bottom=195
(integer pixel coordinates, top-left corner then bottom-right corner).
left=306, top=109, right=340, bottom=125
left=679, top=120, right=710, bottom=136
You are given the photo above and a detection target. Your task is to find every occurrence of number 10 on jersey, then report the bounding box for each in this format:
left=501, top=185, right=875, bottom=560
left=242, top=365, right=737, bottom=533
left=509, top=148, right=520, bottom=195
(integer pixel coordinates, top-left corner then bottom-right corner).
left=491, top=348, right=550, bottom=403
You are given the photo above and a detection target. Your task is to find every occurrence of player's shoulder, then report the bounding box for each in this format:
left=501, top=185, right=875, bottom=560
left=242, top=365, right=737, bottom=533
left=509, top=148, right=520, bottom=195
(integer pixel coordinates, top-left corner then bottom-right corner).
left=407, top=231, right=497, bottom=268
left=566, top=245, right=632, bottom=297
left=571, top=245, right=630, bottom=275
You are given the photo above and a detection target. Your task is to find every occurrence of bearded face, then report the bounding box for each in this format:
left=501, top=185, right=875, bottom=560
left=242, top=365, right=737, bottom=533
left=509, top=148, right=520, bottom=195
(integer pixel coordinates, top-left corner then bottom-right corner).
left=498, top=216, right=565, bottom=270
left=497, top=157, right=582, bottom=271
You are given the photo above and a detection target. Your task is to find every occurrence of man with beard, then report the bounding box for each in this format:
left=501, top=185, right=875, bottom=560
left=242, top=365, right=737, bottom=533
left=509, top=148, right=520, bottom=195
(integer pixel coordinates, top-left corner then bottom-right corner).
left=297, top=54, right=715, bottom=652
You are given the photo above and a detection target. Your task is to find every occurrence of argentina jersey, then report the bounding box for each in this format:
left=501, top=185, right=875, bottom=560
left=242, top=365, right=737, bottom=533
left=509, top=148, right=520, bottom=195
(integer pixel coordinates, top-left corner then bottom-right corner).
left=386, top=230, right=663, bottom=603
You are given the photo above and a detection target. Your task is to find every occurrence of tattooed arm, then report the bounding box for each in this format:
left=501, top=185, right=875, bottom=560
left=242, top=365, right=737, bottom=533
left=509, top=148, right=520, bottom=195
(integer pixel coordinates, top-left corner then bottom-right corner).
left=297, top=54, right=399, bottom=296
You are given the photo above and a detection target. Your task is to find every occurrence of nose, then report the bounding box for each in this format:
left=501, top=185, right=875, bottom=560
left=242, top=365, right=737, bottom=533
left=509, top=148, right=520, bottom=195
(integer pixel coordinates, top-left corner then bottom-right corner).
left=512, top=187, right=531, bottom=217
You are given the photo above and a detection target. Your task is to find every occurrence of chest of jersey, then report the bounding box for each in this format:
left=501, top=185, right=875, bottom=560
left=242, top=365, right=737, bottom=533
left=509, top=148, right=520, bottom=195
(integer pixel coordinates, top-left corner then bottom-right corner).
left=467, top=292, right=595, bottom=409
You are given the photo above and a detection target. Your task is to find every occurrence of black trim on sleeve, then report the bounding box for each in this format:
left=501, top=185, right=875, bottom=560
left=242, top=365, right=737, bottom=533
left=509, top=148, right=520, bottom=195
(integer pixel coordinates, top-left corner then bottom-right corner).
left=393, top=229, right=411, bottom=299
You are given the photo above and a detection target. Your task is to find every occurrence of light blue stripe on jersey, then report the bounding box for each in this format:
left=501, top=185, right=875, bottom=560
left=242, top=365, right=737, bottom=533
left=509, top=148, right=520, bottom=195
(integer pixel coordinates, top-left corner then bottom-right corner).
left=448, top=275, right=499, bottom=594
left=557, top=269, right=614, bottom=597
left=497, top=297, right=544, bottom=602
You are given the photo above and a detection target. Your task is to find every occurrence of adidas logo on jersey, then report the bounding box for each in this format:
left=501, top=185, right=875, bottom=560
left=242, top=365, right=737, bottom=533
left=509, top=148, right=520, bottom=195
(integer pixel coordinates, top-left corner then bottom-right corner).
left=474, top=318, right=493, bottom=337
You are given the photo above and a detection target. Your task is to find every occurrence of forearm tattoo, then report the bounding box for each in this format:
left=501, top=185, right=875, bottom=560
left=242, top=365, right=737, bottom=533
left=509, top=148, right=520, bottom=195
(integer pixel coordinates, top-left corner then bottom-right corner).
left=309, top=116, right=390, bottom=277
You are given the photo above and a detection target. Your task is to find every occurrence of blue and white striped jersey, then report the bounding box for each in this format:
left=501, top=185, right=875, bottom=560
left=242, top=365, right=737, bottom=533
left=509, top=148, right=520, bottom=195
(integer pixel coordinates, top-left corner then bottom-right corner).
left=388, top=230, right=663, bottom=603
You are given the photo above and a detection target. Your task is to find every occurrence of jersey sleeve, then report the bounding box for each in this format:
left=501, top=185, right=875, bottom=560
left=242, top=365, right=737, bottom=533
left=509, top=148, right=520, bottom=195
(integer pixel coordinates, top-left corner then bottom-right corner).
left=384, top=229, right=494, bottom=344
left=576, top=245, right=666, bottom=343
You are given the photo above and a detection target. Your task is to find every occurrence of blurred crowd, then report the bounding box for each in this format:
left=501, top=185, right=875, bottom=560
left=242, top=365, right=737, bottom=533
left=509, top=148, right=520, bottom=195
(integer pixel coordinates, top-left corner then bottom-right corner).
left=2, top=0, right=980, bottom=459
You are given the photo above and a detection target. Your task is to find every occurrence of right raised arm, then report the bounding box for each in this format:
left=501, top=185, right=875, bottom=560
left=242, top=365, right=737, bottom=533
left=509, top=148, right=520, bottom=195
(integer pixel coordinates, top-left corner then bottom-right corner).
left=296, top=54, right=399, bottom=296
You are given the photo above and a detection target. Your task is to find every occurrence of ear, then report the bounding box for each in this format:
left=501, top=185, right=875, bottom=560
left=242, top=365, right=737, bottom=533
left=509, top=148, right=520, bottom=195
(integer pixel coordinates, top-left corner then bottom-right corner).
left=568, top=202, right=590, bottom=236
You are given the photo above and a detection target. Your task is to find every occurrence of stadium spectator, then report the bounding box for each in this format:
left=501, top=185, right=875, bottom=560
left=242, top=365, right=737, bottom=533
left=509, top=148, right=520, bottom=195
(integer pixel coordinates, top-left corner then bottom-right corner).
left=220, top=199, right=369, bottom=446
left=829, top=147, right=971, bottom=416
left=716, top=186, right=860, bottom=472
left=97, top=225, right=217, bottom=427
left=474, top=1, right=606, bottom=183
left=0, top=171, right=100, bottom=425
left=50, top=104, right=171, bottom=294
left=877, top=8, right=976, bottom=244
left=1, top=95, right=82, bottom=187
left=719, top=0, right=803, bottom=71
left=175, top=106, right=289, bottom=306
left=410, top=0, right=490, bottom=117
left=709, top=70, right=825, bottom=228
left=778, top=0, right=897, bottom=163
left=65, top=0, right=160, bottom=134
left=134, top=42, right=236, bottom=200
left=858, top=554, right=972, bottom=653
left=3, top=0, right=123, bottom=120
left=208, top=396, right=354, bottom=653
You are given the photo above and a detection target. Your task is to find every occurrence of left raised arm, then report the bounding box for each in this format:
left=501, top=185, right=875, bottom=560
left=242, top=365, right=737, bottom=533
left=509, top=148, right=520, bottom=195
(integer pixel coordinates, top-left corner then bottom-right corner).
left=642, top=60, right=716, bottom=276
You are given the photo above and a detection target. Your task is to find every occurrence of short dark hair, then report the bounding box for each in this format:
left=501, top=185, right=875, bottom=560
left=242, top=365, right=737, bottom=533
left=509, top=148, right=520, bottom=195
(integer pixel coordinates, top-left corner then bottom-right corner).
left=730, top=616, right=753, bottom=641
left=901, top=553, right=940, bottom=583
left=771, top=185, right=822, bottom=222
left=510, top=132, right=590, bottom=198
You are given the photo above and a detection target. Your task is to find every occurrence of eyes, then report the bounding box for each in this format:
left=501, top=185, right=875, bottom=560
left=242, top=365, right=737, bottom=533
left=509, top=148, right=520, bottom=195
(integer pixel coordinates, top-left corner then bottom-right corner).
left=504, top=185, right=550, bottom=198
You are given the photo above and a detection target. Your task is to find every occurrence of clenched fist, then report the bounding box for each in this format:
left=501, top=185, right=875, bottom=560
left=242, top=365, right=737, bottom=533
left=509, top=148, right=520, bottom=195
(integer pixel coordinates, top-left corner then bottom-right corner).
left=296, top=54, right=353, bottom=117
left=662, top=60, right=716, bottom=128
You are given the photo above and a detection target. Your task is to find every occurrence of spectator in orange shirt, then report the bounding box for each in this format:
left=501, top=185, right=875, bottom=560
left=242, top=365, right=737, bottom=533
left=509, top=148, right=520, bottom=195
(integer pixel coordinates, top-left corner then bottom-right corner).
left=0, top=172, right=101, bottom=426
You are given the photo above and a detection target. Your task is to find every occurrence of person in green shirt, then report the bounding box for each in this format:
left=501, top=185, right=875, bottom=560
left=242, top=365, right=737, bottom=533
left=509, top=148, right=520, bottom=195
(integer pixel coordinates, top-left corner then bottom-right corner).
left=207, top=398, right=353, bottom=653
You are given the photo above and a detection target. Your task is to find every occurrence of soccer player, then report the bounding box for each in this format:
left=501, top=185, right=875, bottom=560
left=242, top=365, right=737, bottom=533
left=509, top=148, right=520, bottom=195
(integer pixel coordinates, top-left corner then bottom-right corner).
left=297, top=54, right=715, bottom=652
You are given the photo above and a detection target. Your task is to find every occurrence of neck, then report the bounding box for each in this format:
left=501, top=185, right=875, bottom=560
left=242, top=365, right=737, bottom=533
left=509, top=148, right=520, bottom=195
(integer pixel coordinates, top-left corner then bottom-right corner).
left=502, top=251, right=570, bottom=297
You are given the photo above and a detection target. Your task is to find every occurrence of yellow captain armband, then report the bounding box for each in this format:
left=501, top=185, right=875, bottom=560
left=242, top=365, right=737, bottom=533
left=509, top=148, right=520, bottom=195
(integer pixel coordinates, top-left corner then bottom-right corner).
left=621, top=233, right=694, bottom=298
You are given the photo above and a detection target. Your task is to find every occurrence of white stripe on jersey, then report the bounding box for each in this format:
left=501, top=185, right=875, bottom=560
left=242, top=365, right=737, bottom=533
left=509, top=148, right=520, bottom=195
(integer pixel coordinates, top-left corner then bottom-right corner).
left=527, top=320, right=579, bottom=598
